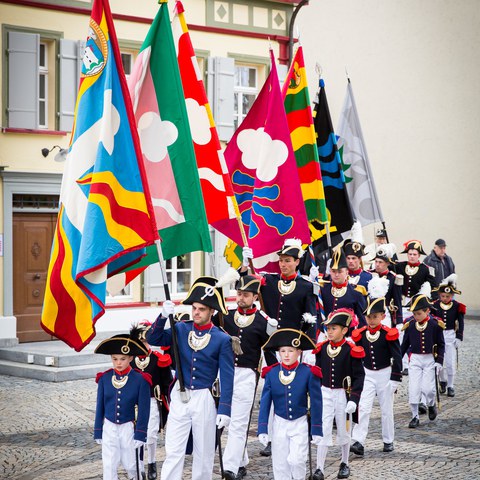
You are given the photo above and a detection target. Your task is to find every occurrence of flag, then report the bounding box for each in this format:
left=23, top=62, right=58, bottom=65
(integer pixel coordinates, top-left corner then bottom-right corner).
left=313, top=78, right=354, bottom=241
left=41, top=0, right=159, bottom=351
left=128, top=0, right=212, bottom=262
left=282, top=46, right=328, bottom=244
left=172, top=1, right=240, bottom=230
left=218, top=50, right=310, bottom=259
left=337, top=79, right=383, bottom=226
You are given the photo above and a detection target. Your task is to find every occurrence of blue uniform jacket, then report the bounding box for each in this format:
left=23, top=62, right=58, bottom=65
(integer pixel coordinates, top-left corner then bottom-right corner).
left=320, top=283, right=367, bottom=327
left=94, top=368, right=151, bottom=442
left=258, top=363, right=323, bottom=436
left=348, top=269, right=372, bottom=289
left=431, top=300, right=466, bottom=340
left=147, top=315, right=234, bottom=416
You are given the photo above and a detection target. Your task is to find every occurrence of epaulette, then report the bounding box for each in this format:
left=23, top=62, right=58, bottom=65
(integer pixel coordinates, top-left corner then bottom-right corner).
left=458, top=302, right=467, bottom=314
left=307, top=364, right=323, bottom=378
left=261, top=363, right=279, bottom=378
left=385, top=326, right=400, bottom=341
left=354, top=284, right=367, bottom=296
left=137, top=370, right=153, bottom=386
left=437, top=319, right=446, bottom=330
left=95, top=368, right=112, bottom=384
left=401, top=320, right=411, bottom=331
left=153, top=351, right=172, bottom=368
left=312, top=340, right=328, bottom=355
left=351, top=326, right=367, bottom=342
left=350, top=345, right=365, bottom=359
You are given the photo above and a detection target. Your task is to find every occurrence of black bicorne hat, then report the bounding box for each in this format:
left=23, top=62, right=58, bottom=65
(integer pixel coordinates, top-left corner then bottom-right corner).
left=364, top=296, right=386, bottom=315
left=323, top=308, right=354, bottom=328
left=432, top=274, right=461, bottom=295
left=375, top=243, right=397, bottom=264
left=401, top=240, right=426, bottom=255
left=235, top=275, right=261, bottom=294
left=277, top=238, right=305, bottom=259
left=408, top=294, right=433, bottom=312
left=343, top=240, right=365, bottom=257
left=330, top=247, right=348, bottom=270
left=262, top=328, right=316, bottom=351
left=94, top=327, right=149, bottom=357
left=182, top=276, right=228, bottom=315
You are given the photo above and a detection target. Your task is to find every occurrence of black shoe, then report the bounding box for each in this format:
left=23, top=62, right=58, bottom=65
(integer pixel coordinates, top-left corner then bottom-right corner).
left=223, top=471, right=237, bottom=480
left=312, top=468, right=324, bottom=480
left=418, top=403, right=427, bottom=415
left=337, top=462, right=350, bottom=479
left=260, top=441, right=271, bottom=457
left=350, top=441, right=364, bottom=456
left=447, top=387, right=455, bottom=397
left=402, top=368, right=409, bottom=376
left=141, top=473, right=146, bottom=480
left=147, top=463, right=157, bottom=480
left=439, top=381, right=447, bottom=394
left=409, top=417, right=420, bottom=428
left=383, top=442, right=394, bottom=452
left=237, top=466, right=247, bottom=479
left=428, top=405, right=437, bottom=420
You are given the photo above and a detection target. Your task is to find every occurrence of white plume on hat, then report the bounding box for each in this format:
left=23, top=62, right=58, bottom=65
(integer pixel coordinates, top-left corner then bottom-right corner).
left=215, top=267, right=240, bottom=289
left=350, top=220, right=364, bottom=244
left=283, top=238, right=305, bottom=257
left=376, top=243, right=396, bottom=259
left=440, top=273, right=458, bottom=288
left=418, top=281, right=432, bottom=297
left=367, top=276, right=389, bottom=299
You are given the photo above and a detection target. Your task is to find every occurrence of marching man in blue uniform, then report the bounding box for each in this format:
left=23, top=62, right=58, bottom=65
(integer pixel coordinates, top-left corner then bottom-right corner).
left=350, top=277, right=403, bottom=456
left=313, top=309, right=365, bottom=480
left=213, top=274, right=275, bottom=480
left=94, top=328, right=152, bottom=480
left=146, top=276, right=234, bottom=480
left=401, top=292, right=445, bottom=428
left=258, top=329, right=323, bottom=480
left=431, top=274, right=466, bottom=397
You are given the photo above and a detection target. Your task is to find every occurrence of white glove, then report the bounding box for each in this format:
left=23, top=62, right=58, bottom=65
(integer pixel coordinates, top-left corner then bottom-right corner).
left=242, top=247, right=253, bottom=267
left=311, top=435, right=322, bottom=445
left=133, top=440, right=144, bottom=449
left=435, top=362, right=443, bottom=371
left=388, top=380, right=401, bottom=392
left=95, top=439, right=102, bottom=445
left=161, top=300, right=175, bottom=318
left=345, top=401, right=357, bottom=414
left=454, top=338, right=462, bottom=349
left=309, top=265, right=320, bottom=282
left=266, top=318, right=278, bottom=336
left=216, top=414, right=230, bottom=429
left=258, top=433, right=269, bottom=447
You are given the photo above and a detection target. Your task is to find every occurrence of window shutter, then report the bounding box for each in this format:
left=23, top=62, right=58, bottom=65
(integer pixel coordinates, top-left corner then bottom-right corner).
left=143, top=263, right=167, bottom=303
left=207, top=56, right=234, bottom=142
left=7, top=32, right=39, bottom=129
left=59, top=39, right=83, bottom=132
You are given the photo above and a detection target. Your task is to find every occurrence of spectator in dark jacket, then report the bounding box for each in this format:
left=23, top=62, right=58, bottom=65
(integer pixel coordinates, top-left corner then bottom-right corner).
left=424, top=239, right=455, bottom=299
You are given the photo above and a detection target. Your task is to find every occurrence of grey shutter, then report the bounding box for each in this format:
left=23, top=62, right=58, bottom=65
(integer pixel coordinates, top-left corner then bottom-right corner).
left=143, top=263, right=167, bottom=303
left=207, top=57, right=234, bottom=142
left=7, top=32, right=39, bottom=129
left=59, top=39, right=83, bottom=132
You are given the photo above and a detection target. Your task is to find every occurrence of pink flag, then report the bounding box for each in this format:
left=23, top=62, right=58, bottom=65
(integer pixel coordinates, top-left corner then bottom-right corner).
left=215, top=51, right=310, bottom=258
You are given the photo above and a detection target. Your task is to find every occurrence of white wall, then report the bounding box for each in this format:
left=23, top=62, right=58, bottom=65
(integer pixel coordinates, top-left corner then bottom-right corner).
left=297, top=0, right=480, bottom=312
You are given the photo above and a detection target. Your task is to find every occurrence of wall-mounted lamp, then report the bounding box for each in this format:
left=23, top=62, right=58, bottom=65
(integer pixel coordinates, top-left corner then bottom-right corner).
left=41, top=145, right=68, bottom=162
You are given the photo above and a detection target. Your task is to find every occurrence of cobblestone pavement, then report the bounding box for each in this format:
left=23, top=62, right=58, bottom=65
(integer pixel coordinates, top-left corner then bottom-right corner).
left=1, top=319, right=479, bottom=480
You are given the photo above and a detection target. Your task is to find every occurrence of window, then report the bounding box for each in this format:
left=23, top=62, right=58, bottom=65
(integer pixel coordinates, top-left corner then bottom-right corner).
left=120, top=51, right=133, bottom=78
left=234, top=64, right=259, bottom=130
left=38, top=42, right=48, bottom=128
left=166, top=254, right=193, bottom=296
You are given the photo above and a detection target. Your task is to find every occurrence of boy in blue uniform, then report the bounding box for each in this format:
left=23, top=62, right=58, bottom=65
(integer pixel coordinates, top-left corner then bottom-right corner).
left=94, top=328, right=152, bottom=480
left=146, top=276, right=234, bottom=480
left=401, top=293, right=445, bottom=428
left=258, top=328, right=323, bottom=480
left=313, top=309, right=365, bottom=480
left=431, top=274, right=466, bottom=397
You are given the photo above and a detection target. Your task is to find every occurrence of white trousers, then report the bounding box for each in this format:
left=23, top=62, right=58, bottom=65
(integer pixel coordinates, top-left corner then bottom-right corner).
left=408, top=354, right=436, bottom=408
left=160, top=387, right=217, bottom=480
left=223, top=368, right=256, bottom=473
left=401, top=307, right=410, bottom=370
left=351, top=367, right=395, bottom=445
left=271, top=414, right=309, bottom=480
left=102, top=419, right=136, bottom=480
left=317, top=387, right=349, bottom=447
left=140, top=397, right=160, bottom=469
left=439, top=330, right=456, bottom=384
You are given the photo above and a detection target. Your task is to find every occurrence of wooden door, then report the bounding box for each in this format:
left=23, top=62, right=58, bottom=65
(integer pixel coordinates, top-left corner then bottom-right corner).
left=13, top=213, right=57, bottom=342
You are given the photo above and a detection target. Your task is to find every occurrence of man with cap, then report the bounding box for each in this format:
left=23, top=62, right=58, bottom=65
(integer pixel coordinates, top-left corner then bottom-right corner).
left=431, top=274, right=466, bottom=397
left=258, top=329, right=323, bottom=480
left=130, top=323, right=173, bottom=480
left=424, top=239, right=456, bottom=300
left=350, top=277, right=402, bottom=456
left=401, top=293, right=445, bottom=428
left=146, top=276, right=234, bottom=480
left=363, top=228, right=397, bottom=270
left=313, top=309, right=365, bottom=480
left=369, top=243, right=403, bottom=328
left=320, top=247, right=367, bottom=328
left=213, top=275, right=274, bottom=480
left=94, top=328, right=152, bottom=480
left=343, top=221, right=372, bottom=289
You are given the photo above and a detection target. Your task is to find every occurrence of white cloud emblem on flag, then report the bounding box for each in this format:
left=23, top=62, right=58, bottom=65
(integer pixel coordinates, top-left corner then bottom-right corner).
left=237, top=127, right=288, bottom=182
left=137, top=112, right=178, bottom=162
left=185, top=97, right=212, bottom=145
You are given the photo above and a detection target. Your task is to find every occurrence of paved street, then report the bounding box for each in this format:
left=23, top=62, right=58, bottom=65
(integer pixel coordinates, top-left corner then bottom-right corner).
left=1, top=319, right=479, bottom=480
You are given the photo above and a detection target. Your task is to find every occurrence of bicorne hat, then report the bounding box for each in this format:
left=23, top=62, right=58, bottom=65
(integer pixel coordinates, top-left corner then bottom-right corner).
left=94, top=326, right=149, bottom=356
left=262, top=328, right=316, bottom=351
left=375, top=243, right=397, bottom=264
left=330, top=247, right=348, bottom=270
left=323, top=308, right=354, bottom=328
left=408, top=293, right=433, bottom=312
left=277, top=238, right=305, bottom=259
left=432, top=274, right=461, bottom=295
left=182, top=276, right=228, bottom=315
left=401, top=240, right=426, bottom=255
left=235, top=274, right=262, bottom=294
